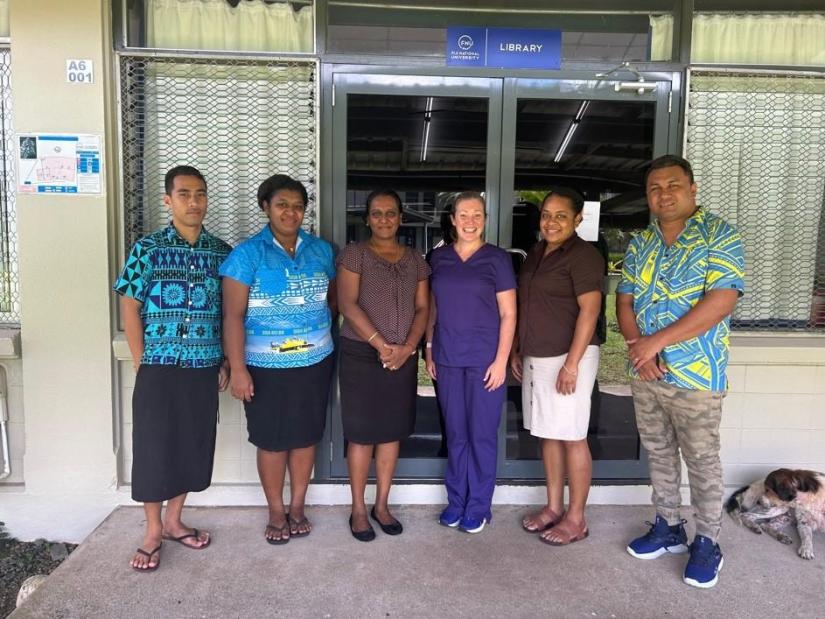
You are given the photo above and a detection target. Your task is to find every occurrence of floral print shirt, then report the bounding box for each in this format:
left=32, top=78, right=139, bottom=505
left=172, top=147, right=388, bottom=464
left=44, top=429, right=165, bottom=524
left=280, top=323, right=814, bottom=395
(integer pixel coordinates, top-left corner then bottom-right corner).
left=113, top=224, right=232, bottom=368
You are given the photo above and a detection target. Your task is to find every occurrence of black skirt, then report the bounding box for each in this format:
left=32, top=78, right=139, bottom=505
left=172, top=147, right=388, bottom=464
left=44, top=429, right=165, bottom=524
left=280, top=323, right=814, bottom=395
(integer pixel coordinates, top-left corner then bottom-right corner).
left=339, top=337, right=417, bottom=444
left=244, top=354, right=334, bottom=452
left=131, top=365, right=219, bottom=503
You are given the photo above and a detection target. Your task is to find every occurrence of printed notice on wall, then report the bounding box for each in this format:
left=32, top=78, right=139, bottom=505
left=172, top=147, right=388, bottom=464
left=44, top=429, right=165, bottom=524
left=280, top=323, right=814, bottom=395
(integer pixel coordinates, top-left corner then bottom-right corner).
left=577, top=201, right=601, bottom=242
left=17, top=134, right=102, bottom=194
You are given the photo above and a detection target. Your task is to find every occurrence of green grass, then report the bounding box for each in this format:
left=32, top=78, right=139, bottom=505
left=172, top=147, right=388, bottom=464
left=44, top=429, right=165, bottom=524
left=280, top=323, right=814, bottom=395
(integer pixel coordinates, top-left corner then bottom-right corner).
left=599, top=293, right=630, bottom=386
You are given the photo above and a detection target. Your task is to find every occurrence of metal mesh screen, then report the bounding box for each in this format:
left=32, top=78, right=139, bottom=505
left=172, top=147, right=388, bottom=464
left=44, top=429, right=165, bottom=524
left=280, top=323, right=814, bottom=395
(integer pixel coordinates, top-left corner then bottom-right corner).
left=687, top=70, right=825, bottom=331
left=119, top=55, right=318, bottom=252
left=0, top=50, right=19, bottom=325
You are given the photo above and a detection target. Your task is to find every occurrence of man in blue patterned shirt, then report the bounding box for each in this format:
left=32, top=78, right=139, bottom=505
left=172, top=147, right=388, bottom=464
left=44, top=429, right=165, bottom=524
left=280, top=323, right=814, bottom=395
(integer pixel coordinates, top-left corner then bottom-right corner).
left=617, top=155, right=744, bottom=589
left=114, top=165, right=232, bottom=572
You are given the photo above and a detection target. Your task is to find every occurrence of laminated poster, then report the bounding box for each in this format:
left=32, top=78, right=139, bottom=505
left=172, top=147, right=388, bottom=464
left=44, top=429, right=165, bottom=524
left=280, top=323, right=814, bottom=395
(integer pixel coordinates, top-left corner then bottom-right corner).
left=17, top=134, right=101, bottom=194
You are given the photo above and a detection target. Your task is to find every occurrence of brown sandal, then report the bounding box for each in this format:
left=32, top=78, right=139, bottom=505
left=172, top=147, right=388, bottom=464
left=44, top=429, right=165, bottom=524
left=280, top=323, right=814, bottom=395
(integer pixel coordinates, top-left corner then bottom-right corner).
left=540, top=520, right=589, bottom=546
left=131, top=544, right=162, bottom=572
left=522, top=508, right=564, bottom=533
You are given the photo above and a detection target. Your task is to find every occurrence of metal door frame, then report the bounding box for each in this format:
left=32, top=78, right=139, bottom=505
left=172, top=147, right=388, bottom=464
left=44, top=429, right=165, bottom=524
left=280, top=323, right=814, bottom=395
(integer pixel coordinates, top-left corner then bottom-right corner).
left=497, top=72, right=675, bottom=480
left=326, top=72, right=505, bottom=479
left=317, top=66, right=680, bottom=481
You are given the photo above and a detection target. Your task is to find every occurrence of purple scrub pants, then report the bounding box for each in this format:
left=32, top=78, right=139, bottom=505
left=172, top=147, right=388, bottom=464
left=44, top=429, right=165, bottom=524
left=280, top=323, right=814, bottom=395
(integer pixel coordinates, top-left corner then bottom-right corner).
left=437, top=365, right=505, bottom=521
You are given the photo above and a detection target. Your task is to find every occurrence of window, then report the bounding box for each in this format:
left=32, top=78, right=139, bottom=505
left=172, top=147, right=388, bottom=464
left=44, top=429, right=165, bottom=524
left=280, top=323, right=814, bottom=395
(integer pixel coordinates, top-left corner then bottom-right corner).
left=686, top=70, right=825, bottom=330
left=121, top=0, right=314, bottom=53
left=0, top=49, right=18, bottom=324
left=119, top=56, right=318, bottom=251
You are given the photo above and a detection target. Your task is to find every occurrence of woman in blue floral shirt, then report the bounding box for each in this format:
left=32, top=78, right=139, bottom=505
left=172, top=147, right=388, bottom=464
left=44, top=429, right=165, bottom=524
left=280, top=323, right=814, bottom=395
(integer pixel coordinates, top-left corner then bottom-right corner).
left=221, top=174, right=336, bottom=545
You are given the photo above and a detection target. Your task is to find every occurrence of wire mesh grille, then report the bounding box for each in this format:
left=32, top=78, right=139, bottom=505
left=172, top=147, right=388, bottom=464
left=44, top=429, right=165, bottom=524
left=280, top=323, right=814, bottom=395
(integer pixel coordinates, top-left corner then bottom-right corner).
left=0, top=50, right=19, bottom=325
left=687, top=70, right=825, bottom=331
left=119, top=55, right=318, bottom=253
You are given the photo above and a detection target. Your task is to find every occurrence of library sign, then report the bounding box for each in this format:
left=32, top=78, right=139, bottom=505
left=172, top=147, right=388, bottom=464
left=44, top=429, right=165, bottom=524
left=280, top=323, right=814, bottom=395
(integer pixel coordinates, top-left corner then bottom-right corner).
left=447, top=27, right=562, bottom=70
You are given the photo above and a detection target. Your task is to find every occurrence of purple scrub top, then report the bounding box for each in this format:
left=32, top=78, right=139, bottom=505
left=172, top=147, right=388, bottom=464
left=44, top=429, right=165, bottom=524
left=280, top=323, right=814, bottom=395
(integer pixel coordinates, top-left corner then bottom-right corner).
left=430, top=243, right=517, bottom=368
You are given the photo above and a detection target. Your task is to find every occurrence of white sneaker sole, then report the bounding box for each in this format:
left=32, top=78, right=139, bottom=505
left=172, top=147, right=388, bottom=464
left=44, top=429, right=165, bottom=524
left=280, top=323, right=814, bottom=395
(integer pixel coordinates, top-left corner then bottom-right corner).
left=626, top=543, right=689, bottom=560
left=460, top=519, right=487, bottom=534
left=684, top=557, right=724, bottom=589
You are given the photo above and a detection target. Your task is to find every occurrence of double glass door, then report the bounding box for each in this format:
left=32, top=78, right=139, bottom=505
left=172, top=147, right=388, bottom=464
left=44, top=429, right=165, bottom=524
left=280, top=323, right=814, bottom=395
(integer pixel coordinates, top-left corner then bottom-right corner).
left=326, top=70, right=674, bottom=481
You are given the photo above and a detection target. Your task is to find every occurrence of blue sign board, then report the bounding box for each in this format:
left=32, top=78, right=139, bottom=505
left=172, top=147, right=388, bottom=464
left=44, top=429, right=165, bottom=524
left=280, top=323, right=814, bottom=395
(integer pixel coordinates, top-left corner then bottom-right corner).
left=447, top=27, right=562, bottom=70
left=446, top=27, right=487, bottom=67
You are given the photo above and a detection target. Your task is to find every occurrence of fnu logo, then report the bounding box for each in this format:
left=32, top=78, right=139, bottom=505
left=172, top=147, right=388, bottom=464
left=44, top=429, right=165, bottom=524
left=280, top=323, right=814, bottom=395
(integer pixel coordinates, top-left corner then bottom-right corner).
left=458, top=34, right=474, bottom=51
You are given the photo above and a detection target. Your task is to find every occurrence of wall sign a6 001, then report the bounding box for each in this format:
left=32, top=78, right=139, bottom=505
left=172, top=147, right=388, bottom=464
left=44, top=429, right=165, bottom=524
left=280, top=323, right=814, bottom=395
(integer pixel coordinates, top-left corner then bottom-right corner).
left=66, top=59, right=93, bottom=84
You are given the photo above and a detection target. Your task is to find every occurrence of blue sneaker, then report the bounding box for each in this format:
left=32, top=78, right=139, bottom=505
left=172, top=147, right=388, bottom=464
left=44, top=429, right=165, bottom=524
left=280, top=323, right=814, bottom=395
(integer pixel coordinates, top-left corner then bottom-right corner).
left=458, top=515, right=487, bottom=534
left=626, top=515, right=688, bottom=559
left=438, top=507, right=462, bottom=528
left=683, top=535, right=724, bottom=588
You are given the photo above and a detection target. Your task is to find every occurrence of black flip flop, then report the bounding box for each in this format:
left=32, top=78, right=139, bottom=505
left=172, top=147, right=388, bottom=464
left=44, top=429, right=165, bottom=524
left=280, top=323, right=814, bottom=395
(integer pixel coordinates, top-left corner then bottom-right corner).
left=288, top=514, right=312, bottom=538
left=162, top=528, right=211, bottom=549
left=265, top=522, right=291, bottom=545
left=132, top=544, right=162, bottom=572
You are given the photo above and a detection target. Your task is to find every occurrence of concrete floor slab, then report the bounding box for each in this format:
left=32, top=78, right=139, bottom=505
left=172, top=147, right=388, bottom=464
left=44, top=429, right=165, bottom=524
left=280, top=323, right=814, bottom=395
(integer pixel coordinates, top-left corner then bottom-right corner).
left=11, top=505, right=825, bottom=618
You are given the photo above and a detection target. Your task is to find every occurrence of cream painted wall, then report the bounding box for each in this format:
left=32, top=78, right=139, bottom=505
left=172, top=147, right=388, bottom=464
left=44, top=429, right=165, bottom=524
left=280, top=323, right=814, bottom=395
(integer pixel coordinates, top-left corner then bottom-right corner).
left=114, top=339, right=825, bottom=488
left=11, top=0, right=117, bottom=492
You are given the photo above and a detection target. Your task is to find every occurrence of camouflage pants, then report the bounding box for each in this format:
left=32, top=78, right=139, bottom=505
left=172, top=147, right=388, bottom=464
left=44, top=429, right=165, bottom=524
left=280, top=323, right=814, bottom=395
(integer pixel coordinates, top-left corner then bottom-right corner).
left=631, top=379, right=725, bottom=541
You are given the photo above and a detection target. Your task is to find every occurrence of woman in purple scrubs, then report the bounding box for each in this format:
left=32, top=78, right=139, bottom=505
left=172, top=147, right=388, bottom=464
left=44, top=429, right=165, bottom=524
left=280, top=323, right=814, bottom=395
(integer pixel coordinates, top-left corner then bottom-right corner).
left=425, top=192, right=517, bottom=533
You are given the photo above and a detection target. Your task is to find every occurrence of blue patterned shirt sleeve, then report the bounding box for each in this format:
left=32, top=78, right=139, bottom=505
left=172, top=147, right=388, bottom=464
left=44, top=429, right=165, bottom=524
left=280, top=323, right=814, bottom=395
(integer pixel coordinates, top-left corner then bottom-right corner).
left=616, top=235, right=639, bottom=295
left=321, top=240, right=336, bottom=280
left=706, top=219, right=745, bottom=296
left=219, top=243, right=257, bottom=286
left=113, top=239, right=152, bottom=302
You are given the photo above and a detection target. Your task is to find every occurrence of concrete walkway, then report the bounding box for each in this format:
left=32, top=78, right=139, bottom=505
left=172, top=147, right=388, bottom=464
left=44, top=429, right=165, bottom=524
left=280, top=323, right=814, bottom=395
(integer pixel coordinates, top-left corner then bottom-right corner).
left=11, top=505, right=824, bottom=618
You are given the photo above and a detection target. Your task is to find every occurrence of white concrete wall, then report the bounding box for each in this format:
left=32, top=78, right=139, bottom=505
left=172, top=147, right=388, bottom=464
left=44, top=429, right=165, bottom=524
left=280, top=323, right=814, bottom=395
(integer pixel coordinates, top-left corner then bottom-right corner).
left=112, top=337, right=825, bottom=490
left=717, top=339, right=825, bottom=486
left=9, top=0, right=117, bottom=495
left=0, top=359, right=24, bottom=485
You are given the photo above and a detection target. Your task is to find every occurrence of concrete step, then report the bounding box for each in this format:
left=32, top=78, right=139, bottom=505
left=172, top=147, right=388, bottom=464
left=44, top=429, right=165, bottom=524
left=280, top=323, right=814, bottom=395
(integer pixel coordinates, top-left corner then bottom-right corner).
left=12, top=504, right=823, bottom=618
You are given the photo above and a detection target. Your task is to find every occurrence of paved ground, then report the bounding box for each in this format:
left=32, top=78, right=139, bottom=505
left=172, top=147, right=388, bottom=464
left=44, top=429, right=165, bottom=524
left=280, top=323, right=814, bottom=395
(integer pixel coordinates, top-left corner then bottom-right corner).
left=11, top=505, right=825, bottom=618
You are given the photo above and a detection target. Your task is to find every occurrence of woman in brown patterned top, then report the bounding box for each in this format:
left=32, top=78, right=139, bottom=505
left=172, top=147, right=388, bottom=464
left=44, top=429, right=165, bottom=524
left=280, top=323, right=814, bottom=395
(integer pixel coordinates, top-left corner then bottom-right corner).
left=337, top=189, right=430, bottom=542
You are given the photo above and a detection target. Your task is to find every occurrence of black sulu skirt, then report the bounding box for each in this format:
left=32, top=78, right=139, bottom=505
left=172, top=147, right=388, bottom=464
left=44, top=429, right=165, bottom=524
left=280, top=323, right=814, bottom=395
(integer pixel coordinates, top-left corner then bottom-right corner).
left=339, top=337, right=417, bottom=445
left=131, top=364, right=219, bottom=503
left=243, top=354, right=334, bottom=452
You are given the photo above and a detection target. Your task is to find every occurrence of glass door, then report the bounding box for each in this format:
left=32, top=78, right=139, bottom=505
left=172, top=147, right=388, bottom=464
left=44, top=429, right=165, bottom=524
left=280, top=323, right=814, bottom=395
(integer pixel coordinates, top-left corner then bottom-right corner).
left=497, top=75, right=674, bottom=479
left=325, top=70, right=676, bottom=481
left=329, top=73, right=504, bottom=479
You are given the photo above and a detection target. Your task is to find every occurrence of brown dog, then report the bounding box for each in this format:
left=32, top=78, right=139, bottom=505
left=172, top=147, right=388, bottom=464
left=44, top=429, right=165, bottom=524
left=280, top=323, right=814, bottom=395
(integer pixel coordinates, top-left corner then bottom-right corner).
left=725, top=468, right=825, bottom=559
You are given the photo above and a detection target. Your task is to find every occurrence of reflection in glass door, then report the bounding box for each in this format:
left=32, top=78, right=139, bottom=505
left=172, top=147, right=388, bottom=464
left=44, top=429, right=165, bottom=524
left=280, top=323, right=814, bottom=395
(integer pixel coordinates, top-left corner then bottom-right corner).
left=330, top=75, right=503, bottom=478
left=327, top=72, right=674, bottom=481
left=499, top=78, right=672, bottom=479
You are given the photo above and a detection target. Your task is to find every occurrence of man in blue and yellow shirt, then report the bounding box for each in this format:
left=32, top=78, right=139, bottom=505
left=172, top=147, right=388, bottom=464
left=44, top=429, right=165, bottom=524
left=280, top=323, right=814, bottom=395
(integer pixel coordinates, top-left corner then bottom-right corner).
left=114, top=166, right=232, bottom=572
left=617, top=155, right=744, bottom=589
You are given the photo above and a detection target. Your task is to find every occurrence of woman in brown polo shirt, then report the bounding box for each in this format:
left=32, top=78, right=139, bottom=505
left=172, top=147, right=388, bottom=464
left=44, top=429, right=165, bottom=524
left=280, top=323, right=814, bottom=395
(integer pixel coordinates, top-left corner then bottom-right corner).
left=337, top=189, right=430, bottom=542
left=510, top=187, right=604, bottom=546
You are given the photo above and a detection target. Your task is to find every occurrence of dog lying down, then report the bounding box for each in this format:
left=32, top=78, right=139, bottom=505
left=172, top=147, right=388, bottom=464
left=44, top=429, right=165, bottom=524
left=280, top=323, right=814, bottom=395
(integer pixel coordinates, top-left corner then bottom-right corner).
left=725, top=468, right=825, bottom=560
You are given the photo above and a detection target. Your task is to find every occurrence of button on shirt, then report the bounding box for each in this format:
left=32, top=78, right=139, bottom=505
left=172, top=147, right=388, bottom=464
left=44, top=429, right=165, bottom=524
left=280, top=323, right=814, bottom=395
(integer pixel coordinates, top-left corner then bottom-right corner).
left=219, top=226, right=336, bottom=369
left=113, top=225, right=232, bottom=368
left=617, top=207, right=745, bottom=391
left=518, top=235, right=605, bottom=358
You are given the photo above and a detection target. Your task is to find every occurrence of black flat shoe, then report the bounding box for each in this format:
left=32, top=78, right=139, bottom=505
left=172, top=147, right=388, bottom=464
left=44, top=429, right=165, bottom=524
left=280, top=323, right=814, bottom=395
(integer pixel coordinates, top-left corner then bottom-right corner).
left=349, top=514, right=376, bottom=542
left=370, top=507, right=403, bottom=536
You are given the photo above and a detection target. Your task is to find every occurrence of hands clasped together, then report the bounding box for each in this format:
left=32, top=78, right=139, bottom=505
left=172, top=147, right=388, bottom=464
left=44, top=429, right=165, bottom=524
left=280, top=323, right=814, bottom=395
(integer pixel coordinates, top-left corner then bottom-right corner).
left=379, top=342, right=415, bottom=372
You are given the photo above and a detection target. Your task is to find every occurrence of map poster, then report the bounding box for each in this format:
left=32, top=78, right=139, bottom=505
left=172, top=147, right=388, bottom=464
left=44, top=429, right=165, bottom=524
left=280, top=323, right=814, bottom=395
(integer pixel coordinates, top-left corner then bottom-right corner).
left=17, top=134, right=102, bottom=194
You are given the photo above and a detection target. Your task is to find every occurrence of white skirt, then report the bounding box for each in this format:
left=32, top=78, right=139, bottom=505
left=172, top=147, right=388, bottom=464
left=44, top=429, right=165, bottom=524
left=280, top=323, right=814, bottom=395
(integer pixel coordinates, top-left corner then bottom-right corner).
left=522, top=346, right=600, bottom=440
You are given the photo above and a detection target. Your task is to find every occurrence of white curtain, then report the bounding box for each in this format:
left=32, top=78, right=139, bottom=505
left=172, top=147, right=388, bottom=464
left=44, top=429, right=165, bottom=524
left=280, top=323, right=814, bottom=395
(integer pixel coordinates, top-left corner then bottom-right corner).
left=650, top=13, right=825, bottom=65
left=140, top=61, right=317, bottom=243
left=686, top=74, right=825, bottom=326
left=0, top=0, right=9, bottom=38
left=146, top=0, right=313, bottom=53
